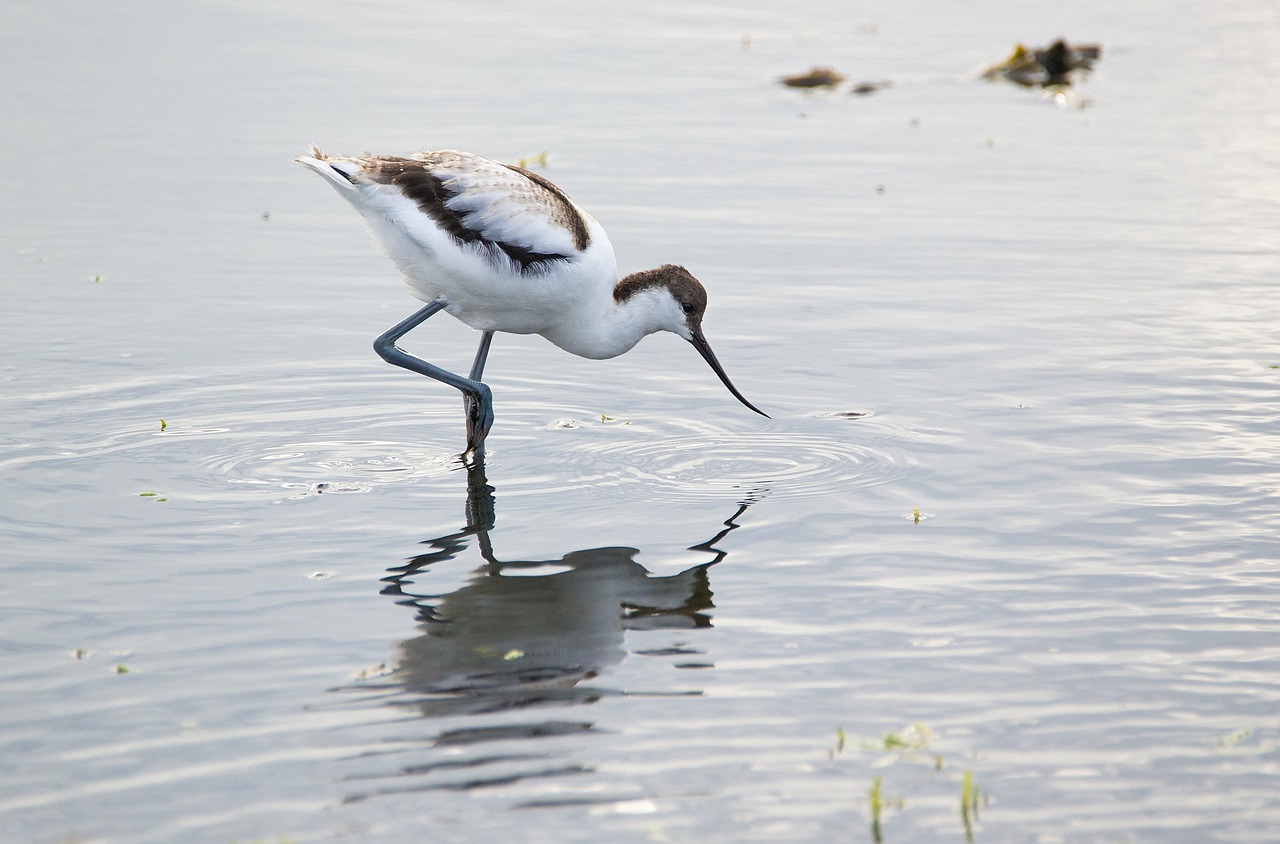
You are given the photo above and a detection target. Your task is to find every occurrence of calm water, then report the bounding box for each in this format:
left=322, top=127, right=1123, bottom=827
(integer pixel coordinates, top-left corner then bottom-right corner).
left=3, top=1, right=1279, bottom=842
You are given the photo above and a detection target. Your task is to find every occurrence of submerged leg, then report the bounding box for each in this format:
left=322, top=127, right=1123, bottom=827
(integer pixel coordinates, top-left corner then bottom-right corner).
left=462, top=331, right=496, bottom=455
left=374, top=300, right=494, bottom=455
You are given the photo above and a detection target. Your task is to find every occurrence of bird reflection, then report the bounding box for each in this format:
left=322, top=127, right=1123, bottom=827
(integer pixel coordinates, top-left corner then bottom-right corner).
left=376, top=458, right=756, bottom=719
left=339, top=459, right=760, bottom=804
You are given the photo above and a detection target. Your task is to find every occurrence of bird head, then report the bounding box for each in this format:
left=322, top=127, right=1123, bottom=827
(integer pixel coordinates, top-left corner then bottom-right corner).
left=619, top=265, right=769, bottom=418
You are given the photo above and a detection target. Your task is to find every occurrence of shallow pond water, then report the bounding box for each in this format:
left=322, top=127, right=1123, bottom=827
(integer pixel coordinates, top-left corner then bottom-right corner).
left=3, top=1, right=1279, bottom=842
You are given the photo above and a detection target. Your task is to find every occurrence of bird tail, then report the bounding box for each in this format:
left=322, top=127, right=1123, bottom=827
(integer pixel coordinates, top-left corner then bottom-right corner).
left=295, top=145, right=362, bottom=190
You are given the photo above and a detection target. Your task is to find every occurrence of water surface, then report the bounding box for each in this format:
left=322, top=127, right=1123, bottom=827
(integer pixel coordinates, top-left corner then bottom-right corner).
left=2, top=1, right=1279, bottom=842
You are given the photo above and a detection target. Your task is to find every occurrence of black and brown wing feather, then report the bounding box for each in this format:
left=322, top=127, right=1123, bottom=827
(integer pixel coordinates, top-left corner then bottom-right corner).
left=359, top=152, right=591, bottom=271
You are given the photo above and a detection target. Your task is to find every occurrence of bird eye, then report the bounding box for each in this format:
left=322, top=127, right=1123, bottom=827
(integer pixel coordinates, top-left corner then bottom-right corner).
left=681, top=302, right=695, bottom=314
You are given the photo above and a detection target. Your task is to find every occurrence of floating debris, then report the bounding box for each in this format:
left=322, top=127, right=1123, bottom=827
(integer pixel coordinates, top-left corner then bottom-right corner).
left=878, top=723, right=932, bottom=750
left=1217, top=727, right=1254, bottom=748
left=515, top=151, right=549, bottom=169
left=851, top=80, right=893, bottom=96
left=980, top=38, right=1101, bottom=88
left=781, top=66, right=845, bottom=89
left=159, top=419, right=167, bottom=432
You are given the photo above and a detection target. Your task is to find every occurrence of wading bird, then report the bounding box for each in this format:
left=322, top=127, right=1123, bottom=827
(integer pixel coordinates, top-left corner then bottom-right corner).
left=297, top=146, right=767, bottom=455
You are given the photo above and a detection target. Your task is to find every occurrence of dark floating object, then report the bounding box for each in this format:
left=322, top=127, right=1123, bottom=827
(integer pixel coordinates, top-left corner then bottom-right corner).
left=980, top=38, right=1101, bottom=87
left=850, top=80, right=894, bottom=96
left=781, top=66, right=846, bottom=88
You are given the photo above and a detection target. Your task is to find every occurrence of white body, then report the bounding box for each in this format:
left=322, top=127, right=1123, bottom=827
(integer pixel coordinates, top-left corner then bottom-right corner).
left=298, top=151, right=687, bottom=360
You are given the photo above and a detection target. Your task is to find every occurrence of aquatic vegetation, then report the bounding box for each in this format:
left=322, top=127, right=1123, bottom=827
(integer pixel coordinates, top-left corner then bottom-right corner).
left=835, top=725, right=986, bottom=839
left=138, top=492, right=168, bottom=502
left=979, top=39, right=1101, bottom=88
left=960, top=769, right=982, bottom=841
left=869, top=776, right=884, bottom=841
left=159, top=419, right=167, bottom=431
left=868, top=776, right=905, bottom=843
left=846, top=723, right=932, bottom=755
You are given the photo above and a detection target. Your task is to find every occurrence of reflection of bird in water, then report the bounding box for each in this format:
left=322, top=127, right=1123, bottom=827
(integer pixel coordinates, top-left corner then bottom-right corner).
left=387, top=545, right=717, bottom=716
left=297, top=147, right=767, bottom=456
left=337, top=459, right=763, bottom=804
left=378, top=460, right=757, bottom=719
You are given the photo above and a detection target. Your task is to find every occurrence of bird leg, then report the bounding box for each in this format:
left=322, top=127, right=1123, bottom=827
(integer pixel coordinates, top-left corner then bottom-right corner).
left=373, top=300, right=494, bottom=456
left=463, top=331, right=496, bottom=455
left=468, top=330, right=494, bottom=381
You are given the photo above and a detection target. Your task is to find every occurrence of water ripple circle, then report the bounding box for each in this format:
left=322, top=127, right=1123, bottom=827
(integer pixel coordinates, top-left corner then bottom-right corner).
left=551, top=426, right=911, bottom=502
left=204, top=439, right=459, bottom=499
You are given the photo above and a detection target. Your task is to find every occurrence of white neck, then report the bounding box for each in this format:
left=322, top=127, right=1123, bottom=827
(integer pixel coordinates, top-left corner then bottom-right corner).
left=544, top=286, right=678, bottom=360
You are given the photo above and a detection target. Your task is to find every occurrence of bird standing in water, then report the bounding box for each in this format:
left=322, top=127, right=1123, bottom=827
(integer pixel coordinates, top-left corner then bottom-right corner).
left=297, top=146, right=767, bottom=456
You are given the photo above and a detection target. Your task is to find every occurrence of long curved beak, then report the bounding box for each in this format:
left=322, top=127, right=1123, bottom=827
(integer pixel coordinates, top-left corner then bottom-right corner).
left=688, top=329, right=770, bottom=418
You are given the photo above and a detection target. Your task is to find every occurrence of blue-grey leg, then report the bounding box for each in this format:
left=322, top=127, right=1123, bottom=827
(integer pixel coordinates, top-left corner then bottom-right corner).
left=469, top=331, right=494, bottom=381
left=464, top=331, right=495, bottom=456
left=374, top=299, right=494, bottom=455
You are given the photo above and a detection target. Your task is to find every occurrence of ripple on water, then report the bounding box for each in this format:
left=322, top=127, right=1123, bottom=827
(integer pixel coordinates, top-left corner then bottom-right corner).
left=4, top=365, right=468, bottom=501
left=9, top=365, right=922, bottom=504
left=205, top=439, right=460, bottom=500
left=543, top=413, right=913, bottom=503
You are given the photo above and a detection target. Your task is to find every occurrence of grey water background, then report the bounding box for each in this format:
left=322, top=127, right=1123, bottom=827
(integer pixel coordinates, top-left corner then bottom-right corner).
left=2, top=0, right=1278, bottom=841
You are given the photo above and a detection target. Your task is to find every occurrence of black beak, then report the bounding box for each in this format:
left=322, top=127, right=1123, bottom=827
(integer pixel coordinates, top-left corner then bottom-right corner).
left=688, top=329, right=770, bottom=418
